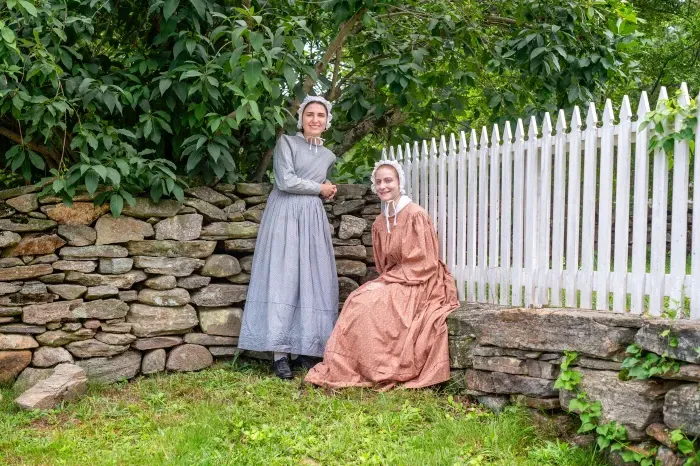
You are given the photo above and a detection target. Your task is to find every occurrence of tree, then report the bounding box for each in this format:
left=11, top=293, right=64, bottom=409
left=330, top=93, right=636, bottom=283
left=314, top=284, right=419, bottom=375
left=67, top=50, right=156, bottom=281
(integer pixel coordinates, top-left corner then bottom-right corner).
left=1, top=0, right=642, bottom=209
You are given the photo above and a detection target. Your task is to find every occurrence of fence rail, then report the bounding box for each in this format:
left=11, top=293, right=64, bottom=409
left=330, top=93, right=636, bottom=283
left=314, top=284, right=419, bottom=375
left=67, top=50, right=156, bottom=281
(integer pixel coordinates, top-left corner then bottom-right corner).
left=385, top=84, right=699, bottom=319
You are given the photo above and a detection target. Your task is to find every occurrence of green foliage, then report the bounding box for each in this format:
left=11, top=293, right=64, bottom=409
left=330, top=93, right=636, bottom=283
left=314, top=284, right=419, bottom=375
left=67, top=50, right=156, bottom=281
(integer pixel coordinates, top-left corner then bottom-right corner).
left=639, top=90, right=698, bottom=170
left=554, top=351, right=581, bottom=391
left=670, top=429, right=700, bottom=465
left=621, top=343, right=683, bottom=380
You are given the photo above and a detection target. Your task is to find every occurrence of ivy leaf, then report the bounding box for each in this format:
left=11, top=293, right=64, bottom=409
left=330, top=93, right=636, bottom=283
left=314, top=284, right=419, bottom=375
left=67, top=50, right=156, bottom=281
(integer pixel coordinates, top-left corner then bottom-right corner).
left=163, top=0, right=179, bottom=20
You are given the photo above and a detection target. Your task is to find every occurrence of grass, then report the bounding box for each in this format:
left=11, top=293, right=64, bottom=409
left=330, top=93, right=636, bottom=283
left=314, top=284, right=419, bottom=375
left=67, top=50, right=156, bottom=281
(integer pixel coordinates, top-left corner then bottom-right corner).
left=0, top=359, right=607, bottom=466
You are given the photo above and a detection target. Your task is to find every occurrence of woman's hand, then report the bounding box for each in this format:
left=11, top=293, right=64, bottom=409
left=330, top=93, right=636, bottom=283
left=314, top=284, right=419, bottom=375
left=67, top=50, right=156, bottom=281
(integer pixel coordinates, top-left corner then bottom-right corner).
left=320, top=181, right=337, bottom=200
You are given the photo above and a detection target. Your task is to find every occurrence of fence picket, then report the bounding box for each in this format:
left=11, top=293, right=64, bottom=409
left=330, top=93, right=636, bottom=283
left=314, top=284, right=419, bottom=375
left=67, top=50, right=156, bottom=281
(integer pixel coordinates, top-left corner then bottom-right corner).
left=580, top=103, right=598, bottom=309
left=438, top=136, right=448, bottom=261
left=692, top=94, right=700, bottom=319
left=500, top=122, right=514, bottom=306
left=478, top=127, right=489, bottom=300
left=467, top=130, right=478, bottom=301
left=595, top=100, right=615, bottom=311
left=565, top=107, right=583, bottom=307
left=456, top=132, right=468, bottom=301
left=524, top=117, right=539, bottom=306
left=489, top=125, right=501, bottom=303
left=536, top=113, right=553, bottom=306
left=447, top=134, right=458, bottom=273
left=551, top=110, right=567, bottom=307
left=511, top=120, right=526, bottom=306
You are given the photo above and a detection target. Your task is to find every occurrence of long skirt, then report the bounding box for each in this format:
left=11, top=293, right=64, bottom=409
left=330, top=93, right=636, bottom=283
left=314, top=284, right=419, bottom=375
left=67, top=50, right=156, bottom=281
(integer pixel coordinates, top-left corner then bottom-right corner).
left=237, top=188, right=339, bottom=357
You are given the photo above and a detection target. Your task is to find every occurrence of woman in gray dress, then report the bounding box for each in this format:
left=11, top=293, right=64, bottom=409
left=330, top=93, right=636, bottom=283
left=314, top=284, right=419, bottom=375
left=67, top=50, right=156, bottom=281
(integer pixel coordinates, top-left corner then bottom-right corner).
left=238, top=96, right=339, bottom=379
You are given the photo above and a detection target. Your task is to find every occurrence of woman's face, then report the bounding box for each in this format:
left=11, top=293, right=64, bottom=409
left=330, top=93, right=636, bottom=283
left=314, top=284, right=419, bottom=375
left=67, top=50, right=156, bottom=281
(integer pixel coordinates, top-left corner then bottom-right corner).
left=302, top=102, right=327, bottom=138
left=374, top=165, right=401, bottom=203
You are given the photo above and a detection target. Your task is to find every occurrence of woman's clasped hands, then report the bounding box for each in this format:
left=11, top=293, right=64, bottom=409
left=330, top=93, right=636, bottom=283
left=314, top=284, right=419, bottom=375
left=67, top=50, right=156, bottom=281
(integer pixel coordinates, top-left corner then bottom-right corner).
left=320, top=181, right=337, bottom=200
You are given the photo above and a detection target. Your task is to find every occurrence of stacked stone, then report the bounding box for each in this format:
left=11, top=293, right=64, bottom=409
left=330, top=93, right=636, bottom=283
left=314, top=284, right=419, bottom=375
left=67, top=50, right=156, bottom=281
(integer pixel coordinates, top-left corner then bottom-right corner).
left=0, top=182, right=379, bottom=398
left=448, top=305, right=700, bottom=465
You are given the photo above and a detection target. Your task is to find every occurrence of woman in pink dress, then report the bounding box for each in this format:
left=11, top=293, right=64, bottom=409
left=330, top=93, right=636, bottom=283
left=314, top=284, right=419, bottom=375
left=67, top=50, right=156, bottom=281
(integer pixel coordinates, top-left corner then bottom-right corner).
left=305, top=160, right=459, bottom=389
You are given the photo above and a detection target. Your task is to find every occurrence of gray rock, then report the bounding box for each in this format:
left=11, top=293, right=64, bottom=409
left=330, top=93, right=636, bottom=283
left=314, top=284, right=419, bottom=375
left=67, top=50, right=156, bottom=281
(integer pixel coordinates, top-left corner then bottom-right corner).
left=448, top=336, right=475, bottom=369
left=664, top=384, right=700, bottom=436
left=6, top=234, right=66, bottom=257
left=57, top=225, right=96, bottom=246
left=39, top=273, right=65, bottom=284
left=71, top=299, right=129, bottom=320
left=0, top=185, right=38, bottom=200
left=244, top=195, right=267, bottom=205
left=339, top=215, right=367, bottom=239
left=465, top=369, right=557, bottom=397
left=577, top=357, right=624, bottom=371
left=62, top=322, right=82, bottom=332
left=0, top=203, right=16, bottom=218
left=100, top=322, right=132, bottom=333
left=60, top=245, right=129, bottom=259
left=0, top=219, right=57, bottom=232
left=142, top=349, right=166, bottom=375
left=184, top=333, right=238, bottom=346
left=83, top=319, right=102, bottom=330
left=477, top=395, right=510, bottom=413
left=76, top=350, right=141, bottom=383
left=22, top=300, right=83, bottom=325
left=177, top=275, right=211, bottom=289
left=333, top=200, right=365, bottom=216
left=636, top=320, right=700, bottom=364
left=154, top=214, right=203, bottom=241
left=198, top=307, right=243, bottom=336
left=0, top=324, right=45, bottom=334
left=0, top=264, right=53, bottom=282
left=145, top=275, right=177, bottom=290
left=332, top=238, right=362, bottom=246
left=223, top=239, right=257, bottom=253
left=335, top=184, right=368, bottom=199
left=95, top=215, right=154, bottom=245
left=137, top=288, right=190, bottom=306
left=209, top=346, right=242, bottom=357
left=511, top=394, right=561, bottom=410
left=0, top=283, right=21, bottom=294
left=118, top=290, right=138, bottom=302
left=227, top=273, right=251, bottom=284
left=52, top=260, right=97, bottom=273
left=15, top=364, right=87, bottom=410
left=185, top=186, right=233, bottom=207
left=32, top=347, right=74, bottom=367
left=127, top=303, right=198, bottom=337
left=0, top=350, right=32, bottom=384
left=199, top=222, right=259, bottom=240
left=121, top=198, right=182, bottom=218
left=336, top=260, right=367, bottom=278
left=338, top=277, right=359, bottom=302
left=85, top=285, right=119, bottom=300
left=36, top=329, right=95, bottom=346
left=131, top=336, right=183, bottom=350
left=243, top=209, right=263, bottom=223
left=29, top=254, right=59, bottom=265
left=132, top=256, right=205, bottom=277
left=200, top=254, right=241, bottom=277
left=183, top=199, right=228, bottom=222
left=166, top=344, right=213, bottom=372
left=66, top=339, right=130, bottom=358
left=0, top=334, right=39, bottom=350
left=660, top=364, right=700, bottom=382
left=98, top=258, right=134, bottom=274
left=656, top=446, right=685, bottom=466
left=334, top=245, right=367, bottom=260
left=0, top=231, right=21, bottom=248
left=472, top=356, right=527, bottom=375
left=0, top=259, right=24, bottom=269
left=12, top=367, right=53, bottom=392
left=447, top=307, right=638, bottom=358
left=239, top=256, right=253, bottom=273
left=560, top=368, right=679, bottom=440
left=6, top=193, right=39, bottom=213
left=64, top=270, right=147, bottom=288
left=94, top=332, right=137, bottom=346
left=126, top=240, right=216, bottom=258
left=191, top=285, right=248, bottom=307
left=236, top=183, right=272, bottom=196
left=20, top=282, right=48, bottom=295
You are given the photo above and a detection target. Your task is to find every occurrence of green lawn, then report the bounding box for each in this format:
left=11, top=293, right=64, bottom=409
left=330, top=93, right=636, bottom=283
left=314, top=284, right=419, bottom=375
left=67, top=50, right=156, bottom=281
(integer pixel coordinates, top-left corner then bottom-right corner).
left=0, top=359, right=606, bottom=466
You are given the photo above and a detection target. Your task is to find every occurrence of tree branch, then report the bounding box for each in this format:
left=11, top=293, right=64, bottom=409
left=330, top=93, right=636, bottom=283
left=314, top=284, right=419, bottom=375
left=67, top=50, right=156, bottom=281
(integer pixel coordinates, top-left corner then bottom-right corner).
left=0, top=126, right=62, bottom=167
left=332, top=107, right=407, bottom=156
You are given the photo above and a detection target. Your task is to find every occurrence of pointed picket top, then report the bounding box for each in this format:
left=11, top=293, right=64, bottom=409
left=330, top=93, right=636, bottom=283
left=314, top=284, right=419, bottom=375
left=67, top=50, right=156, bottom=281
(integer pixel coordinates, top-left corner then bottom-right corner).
left=440, top=135, right=448, bottom=159
left=528, top=115, right=538, bottom=139
left=636, top=91, right=650, bottom=119
left=515, top=118, right=525, bottom=141
left=657, top=86, right=669, bottom=109
left=571, top=105, right=582, bottom=131
left=602, top=99, right=614, bottom=126
left=404, top=143, right=412, bottom=162
left=503, top=121, right=513, bottom=144
left=389, top=145, right=396, bottom=161
left=555, top=109, right=567, bottom=133
left=396, top=145, right=403, bottom=162
left=430, top=137, right=438, bottom=159
left=413, top=141, right=420, bottom=161
left=470, top=129, right=478, bottom=149
left=480, top=126, right=489, bottom=149
left=381, top=147, right=387, bottom=160
left=679, top=82, right=690, bottom=107
left=585, top=102, right=598, bottom=129
left=459, top=131, right=467, bottom=152
left=449, top=133, right=457, bottom=153
left=422, top=139, right=429, bottom=159
left=542, top=112, right=553, bottom=137
left=619, top=95, right=632, bottom=123
left=491, top=123, right=501, bottom=147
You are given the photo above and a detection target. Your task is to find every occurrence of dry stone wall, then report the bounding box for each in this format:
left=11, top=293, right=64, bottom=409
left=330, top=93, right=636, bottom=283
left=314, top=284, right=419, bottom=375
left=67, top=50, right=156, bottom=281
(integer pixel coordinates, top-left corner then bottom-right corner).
left=0, top=183, right=377, bottom=391
left=448, top=304, right=700, bottom=464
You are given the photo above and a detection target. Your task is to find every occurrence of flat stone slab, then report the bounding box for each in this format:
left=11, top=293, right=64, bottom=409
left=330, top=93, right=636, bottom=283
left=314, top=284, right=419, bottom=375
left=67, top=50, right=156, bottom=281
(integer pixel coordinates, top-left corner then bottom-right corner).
left=6, top=234, right=66, bottom=256
left=0, top=264, right=53, bottom=282
left=98, top=258, right=134, bottom=274
left=52, top=260, right=97, bottom=273
left=191, top=285, right=248, bottom=307
left=664, top=383, right=700, bottom=437
left=15, top=364, right=87, bottom=410
left=154, top=214, right=203, bottom=241
left=43, top=203, right=108, bottom=225
left=121, top=198, right=181, bottom=218
left=200, top=255, right=240, bottom=277
left=198, top=307, right=243, bottom=337
left=131, top=336, right=183, bottom=350
left=184, top=333, right=238, bottom=346
left=447, top=307, right=639, bottom=358
left=95, top=215, right=154, bottom=245
left=185, top=186, right=233, bottom=207
left=199, top=222, right=259, bottom=240
left=142, top=349, right=166, bottom=375
left=137, top=288, right=190, bottom=307
left=127, top=303, right=198, bottom=337
left=57, top=225, right=96, bottom=246
left=22, top=299, right=83, bottom=325
left=465, top=369, right=557, bottom=398
left=60, top=245, right=128, bottom=259
left=126, top=240, right=216, bottom=258
left=36, top=329, right=95, bottom=346
left=66, top=339, right=129, bottom=358
left=71, top=299, right=129, bottom=320
left=76, top=350, right=141, bottom=383
left=133, top=256, right=204, bottom=277
left=144, top=275, right=177, bottom=290
left=0, top=219, right=57, bottom=232
left=64, top=270, right=147, bottom=289
left=32, top=347, right=74, bottom=367
left=636, top=320, right=700, bottom=364
left=0, top=334, right=39, bottom=350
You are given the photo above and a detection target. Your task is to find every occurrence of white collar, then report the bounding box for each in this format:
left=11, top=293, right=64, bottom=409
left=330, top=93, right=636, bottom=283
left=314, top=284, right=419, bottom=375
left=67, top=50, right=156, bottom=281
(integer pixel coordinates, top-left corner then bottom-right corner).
left=383, top=195, right=412, bottom=233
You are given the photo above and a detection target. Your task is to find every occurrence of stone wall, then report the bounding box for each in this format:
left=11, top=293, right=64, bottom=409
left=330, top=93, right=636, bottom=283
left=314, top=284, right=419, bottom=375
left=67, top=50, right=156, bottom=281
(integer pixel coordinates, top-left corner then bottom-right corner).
left=448, top=304, right=700, bottom=464
left=0, top=183, right=376, bottom=390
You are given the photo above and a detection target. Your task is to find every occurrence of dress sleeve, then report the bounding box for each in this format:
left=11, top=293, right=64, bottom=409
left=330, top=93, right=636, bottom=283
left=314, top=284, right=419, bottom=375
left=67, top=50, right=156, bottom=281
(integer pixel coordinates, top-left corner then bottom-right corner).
left=371, top=221, right=384, bottom=275
left=379, top=211, right=439, bottom=286
left=273, top=135, right=321, bottom=195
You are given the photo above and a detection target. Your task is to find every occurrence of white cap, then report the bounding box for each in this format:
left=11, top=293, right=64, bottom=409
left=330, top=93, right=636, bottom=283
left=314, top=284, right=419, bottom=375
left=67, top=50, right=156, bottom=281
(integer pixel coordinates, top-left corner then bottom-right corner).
left=297, top=95, right=333, bottom=130
left=370, top=159, right=406, bottom=195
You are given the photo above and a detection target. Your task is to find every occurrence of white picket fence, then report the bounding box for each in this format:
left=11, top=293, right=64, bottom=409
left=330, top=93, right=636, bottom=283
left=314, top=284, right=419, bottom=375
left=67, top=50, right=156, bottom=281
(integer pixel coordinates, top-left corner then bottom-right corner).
left=384, top=84, right=700, bottom=318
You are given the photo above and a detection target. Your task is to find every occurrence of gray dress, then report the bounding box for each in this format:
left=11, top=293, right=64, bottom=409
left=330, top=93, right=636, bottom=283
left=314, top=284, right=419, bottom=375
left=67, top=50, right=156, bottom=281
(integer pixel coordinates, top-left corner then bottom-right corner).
left=237, top=133, right=339, bottom=357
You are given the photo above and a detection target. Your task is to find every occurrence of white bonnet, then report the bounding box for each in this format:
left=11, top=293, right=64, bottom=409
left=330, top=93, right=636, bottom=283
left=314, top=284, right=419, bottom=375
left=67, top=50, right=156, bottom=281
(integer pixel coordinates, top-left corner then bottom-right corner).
left=297, top=95, right=333, bottom=130
left=370, top=160, right=406, bottom=195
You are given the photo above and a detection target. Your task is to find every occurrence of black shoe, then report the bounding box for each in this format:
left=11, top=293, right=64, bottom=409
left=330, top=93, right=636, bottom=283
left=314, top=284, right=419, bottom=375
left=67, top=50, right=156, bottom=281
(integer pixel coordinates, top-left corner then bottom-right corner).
left=273, top=356, right=293, bottom=379
left=291, top=355, right=320, bottom=371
